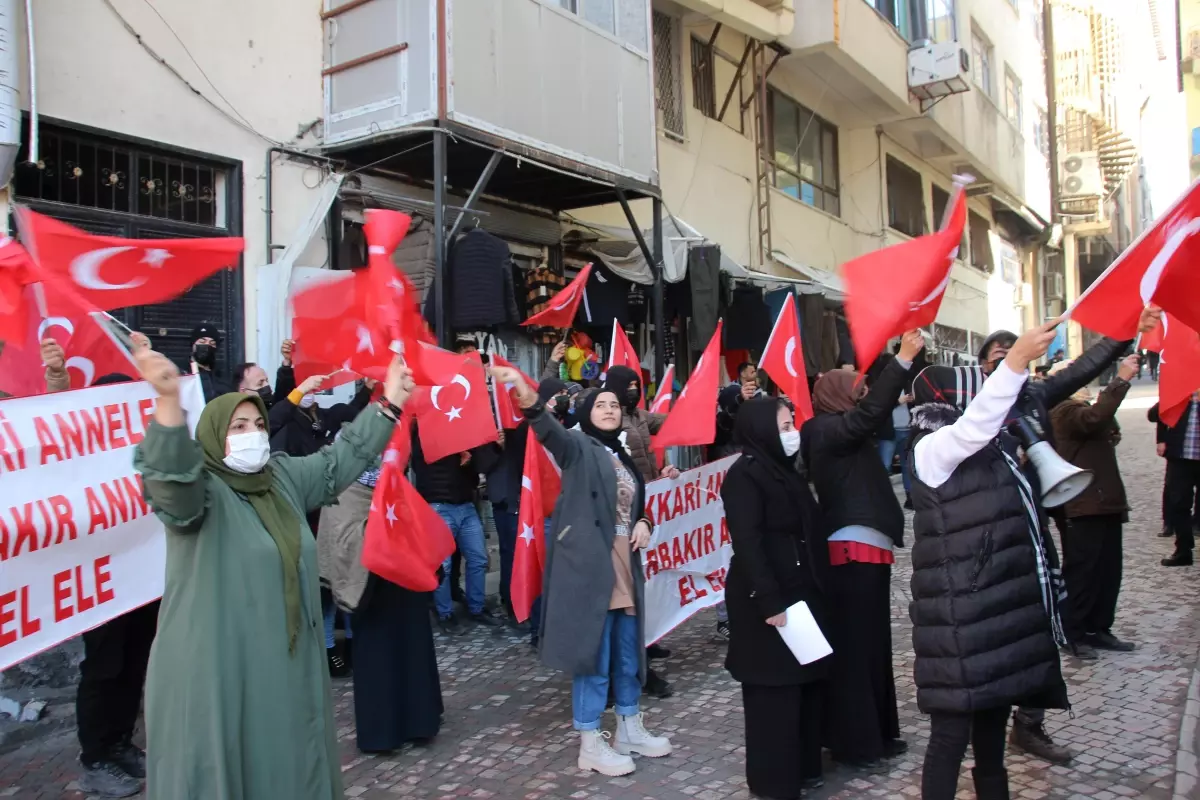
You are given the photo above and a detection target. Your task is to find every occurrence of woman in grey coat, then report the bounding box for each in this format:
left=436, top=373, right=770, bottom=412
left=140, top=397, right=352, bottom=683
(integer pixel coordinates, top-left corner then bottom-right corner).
left=489, top=365, right=673, bottom=777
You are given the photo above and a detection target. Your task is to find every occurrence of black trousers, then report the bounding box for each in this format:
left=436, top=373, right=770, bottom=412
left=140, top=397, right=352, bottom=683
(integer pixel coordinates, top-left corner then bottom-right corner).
left=1059, top=514, right=1123, bottom=640
left=1166, top=458, right=1200, bottom=553
left=76, top=602, right=160, bottom=765
left=743, top=681, right=824, bottom=799
left=922, top=705, right=1010, bottom=800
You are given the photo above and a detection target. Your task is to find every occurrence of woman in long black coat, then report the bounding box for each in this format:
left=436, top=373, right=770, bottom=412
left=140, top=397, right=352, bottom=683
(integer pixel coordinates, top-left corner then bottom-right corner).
left=721, top=397, right=830, bottom=799
left=799, top=331, right=922, bottom=768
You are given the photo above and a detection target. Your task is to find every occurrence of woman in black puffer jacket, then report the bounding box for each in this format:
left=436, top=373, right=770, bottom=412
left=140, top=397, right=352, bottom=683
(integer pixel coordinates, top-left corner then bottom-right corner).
left=908, top=323, right=1068, bottom=800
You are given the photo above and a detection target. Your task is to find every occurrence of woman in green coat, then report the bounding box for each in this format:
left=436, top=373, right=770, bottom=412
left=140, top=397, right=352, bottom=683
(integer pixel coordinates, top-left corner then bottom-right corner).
left=132, top=347, right=413, bottom=800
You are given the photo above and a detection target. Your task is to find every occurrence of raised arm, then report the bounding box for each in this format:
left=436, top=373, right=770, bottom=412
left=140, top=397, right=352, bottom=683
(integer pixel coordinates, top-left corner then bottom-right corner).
left=1037, top=306, right=1159, bottom=408
left=827, top=330, right=923, bottom=448
left=914, top=320, right=1058, bottom=489
left=41, top=339, right=70, bottom=393
left=1051, top=357, right=1134, bottom=439
left=132, top=348, right=208, bottom=532
left=541, top=341, right=567, bottom=382
left=490, top=363, right=582, bottom=468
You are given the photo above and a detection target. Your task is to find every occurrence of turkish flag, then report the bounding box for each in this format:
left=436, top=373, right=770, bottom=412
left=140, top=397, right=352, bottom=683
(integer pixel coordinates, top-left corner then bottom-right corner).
left=522, top=263, right=592, bottom=328
left=0, top=284, right=138, bottom=397
left=18, top=208, right=243, bottom=312
left=1072, top=180, right=1200, bottom=340
left=363, top=209, right=438, bottom=381
left=409, top=351, right=499, bottom=462
left=649, top=363, right=676, bottom=414
left=490, top=354, right=539, bottom=430
left=1142, top=319, right=1165, bottom=353
left=0, top=238, right=35, bottom=344
left=652, top=321, right=723, bottom=450
left=361, top=417, right=457, bottom=592
left=1154, top=312, right=1200, bottom=427
left=759, top=295, right=815, bottom=423
left=512, top=428, right=549, bottom=622
left=608, top=320, right=645, bottom=409
left=843, top=187, right=967, bottom=370
left=291, top=269, right=390, bottom=382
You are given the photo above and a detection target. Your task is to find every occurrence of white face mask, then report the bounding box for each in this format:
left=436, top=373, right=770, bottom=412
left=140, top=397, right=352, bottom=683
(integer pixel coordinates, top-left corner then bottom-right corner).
left=224, top=431, right=270, bottom=473
left=298, top=394, right=316, bottom=410
left=780, top=430, right=801, bottom=457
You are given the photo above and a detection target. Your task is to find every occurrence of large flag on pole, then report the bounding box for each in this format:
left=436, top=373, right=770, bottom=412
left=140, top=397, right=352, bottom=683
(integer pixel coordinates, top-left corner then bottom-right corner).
left=522, top=264, right=592, bottom=328
left=652, top=321, right=722, bottom=450
left=1070, top=179, right=1200, bottom=339
left=758, top=294, right=815, bottom=423
left=843, top=184, right=967, bottom=370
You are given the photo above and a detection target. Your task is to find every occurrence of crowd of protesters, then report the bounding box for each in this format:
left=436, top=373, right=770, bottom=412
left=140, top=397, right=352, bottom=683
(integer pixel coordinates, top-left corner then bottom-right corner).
left=14, top=298, right=1171, bottom=800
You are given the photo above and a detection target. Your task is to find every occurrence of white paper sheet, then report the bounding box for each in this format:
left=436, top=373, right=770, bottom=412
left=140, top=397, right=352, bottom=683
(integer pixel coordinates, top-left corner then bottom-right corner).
left=777, top=601, right=833, bottom=665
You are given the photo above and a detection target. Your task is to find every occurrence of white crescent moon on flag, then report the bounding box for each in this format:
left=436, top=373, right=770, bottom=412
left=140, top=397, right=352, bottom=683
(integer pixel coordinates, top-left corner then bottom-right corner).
left=66, top=356, right=95, bottom=387
left=451, top=373, right=472, bottom=400
left=910, top=269, right=953, bottom=312
left=1140, top=219, right=1200, bottom=305
left=784, top=337, right=800, bottom=378
left=430, top=385, right=443, bottom=410
left=38, top=316, right=75, bottom=341
left=70, top=246, right=141, bottom=291
left=551, top=287, right=576, bottom=311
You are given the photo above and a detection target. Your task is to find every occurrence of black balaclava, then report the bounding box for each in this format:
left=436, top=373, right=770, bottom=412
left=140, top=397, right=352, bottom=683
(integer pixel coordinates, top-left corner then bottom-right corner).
left=604, top=365, right=641, bottom=412
left=537, top=378, right=569, bottom=421
left=191, top=322, right=220, bottom=368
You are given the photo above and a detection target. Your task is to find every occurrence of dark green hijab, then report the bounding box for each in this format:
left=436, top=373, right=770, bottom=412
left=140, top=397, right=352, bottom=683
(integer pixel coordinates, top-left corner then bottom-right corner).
left=196, top=392, right=303, bottom=653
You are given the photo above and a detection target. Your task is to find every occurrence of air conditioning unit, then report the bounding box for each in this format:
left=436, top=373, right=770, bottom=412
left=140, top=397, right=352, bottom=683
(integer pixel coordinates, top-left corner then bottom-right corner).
left=1059, top=152, right=1103, bottom=198
left=1044, top=272, right=1065, bottom=300
left=908, top=41, right=970, bottom=102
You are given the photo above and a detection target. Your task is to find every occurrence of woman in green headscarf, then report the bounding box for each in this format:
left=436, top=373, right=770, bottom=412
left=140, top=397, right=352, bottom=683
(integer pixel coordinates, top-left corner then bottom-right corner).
left=132, top=347, right=414, bottom=800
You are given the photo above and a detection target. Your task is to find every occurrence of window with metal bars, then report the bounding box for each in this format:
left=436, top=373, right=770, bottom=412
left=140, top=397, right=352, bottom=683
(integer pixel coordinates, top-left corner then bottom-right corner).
left=691, top=36, right=716, bottom=118
left=653, top=12, right=685, bottom=139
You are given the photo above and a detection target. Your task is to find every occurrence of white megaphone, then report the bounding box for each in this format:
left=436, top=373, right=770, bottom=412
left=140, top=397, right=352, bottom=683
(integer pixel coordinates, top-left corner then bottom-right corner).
left=1010, top=415, right=1093, bottom=508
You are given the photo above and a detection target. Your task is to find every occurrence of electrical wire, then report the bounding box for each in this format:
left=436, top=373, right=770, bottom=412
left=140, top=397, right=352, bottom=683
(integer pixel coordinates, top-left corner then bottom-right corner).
left=101, top=0, right=288, bottom=148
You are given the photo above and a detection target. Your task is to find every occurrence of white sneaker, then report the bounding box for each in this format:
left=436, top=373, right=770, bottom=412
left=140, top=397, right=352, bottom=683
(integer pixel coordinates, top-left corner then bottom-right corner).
left=578, top=730, right=636, bottom=776
left=616, top=713, right=673, bottom=758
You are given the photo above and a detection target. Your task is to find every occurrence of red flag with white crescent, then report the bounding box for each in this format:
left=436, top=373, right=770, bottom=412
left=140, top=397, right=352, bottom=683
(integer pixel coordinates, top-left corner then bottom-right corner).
left=608, top=320, right=645, bottom=409
left=522, top=263, right=592, bottom=329
left=759, top=295, right=815, bottom=423
left=408, top=351, right=499, bottom=462
left=843, top=187, right=966, bottom=370
left=649, top=364, right=676, bottom=415
left=18, top=208, right=243, bottom=312
left=1071, top=179, right=1200, bottom=339
left=489, top=354, right=539, bottom=430
left=512, top=428, right=549, bottom=622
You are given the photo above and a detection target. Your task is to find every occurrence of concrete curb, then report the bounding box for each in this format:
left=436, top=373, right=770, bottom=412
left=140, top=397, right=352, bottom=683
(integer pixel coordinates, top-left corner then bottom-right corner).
left=1175, top=648, right=1200, bottom=800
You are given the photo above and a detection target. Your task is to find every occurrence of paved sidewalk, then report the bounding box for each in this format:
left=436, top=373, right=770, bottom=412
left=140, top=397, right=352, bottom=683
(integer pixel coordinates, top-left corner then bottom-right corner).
left=1, top=396, right=1199, bottom=799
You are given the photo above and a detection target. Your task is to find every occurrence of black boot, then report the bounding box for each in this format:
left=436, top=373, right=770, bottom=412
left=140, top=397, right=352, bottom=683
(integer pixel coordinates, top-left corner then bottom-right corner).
left=1162, top=551, right=1194, bottom=567
left=972, top=768, right=1010, bottom=800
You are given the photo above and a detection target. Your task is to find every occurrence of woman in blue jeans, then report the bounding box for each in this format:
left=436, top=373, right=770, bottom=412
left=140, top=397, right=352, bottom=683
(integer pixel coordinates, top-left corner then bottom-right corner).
left=490, top=366, right=672, bottom=777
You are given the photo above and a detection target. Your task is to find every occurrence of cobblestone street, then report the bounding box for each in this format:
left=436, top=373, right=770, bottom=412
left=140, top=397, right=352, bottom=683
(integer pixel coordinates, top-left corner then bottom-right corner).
left=1, top=385, right=1198, bottom=799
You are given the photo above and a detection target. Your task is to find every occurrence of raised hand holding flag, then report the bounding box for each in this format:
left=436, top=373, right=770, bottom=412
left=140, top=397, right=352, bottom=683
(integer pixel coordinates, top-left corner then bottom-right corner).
left=759, top=295, right=814, bottom=423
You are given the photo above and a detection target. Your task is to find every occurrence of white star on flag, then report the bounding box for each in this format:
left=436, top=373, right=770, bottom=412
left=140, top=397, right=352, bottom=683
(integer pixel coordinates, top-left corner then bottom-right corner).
left=356, top=325, right=374, bottom=354
left=140, top=248, right=172, bottom=268
left=388, top=278, right=405, bottom=294
left=368, top=245, right=386, bottom=255
left=385, top=503, right=399, bottom=526
left=519, top=523, right=535, bottom=545
left=382, top=449, right=400, bottom=465
left=445, top=406, right=463, bottom=421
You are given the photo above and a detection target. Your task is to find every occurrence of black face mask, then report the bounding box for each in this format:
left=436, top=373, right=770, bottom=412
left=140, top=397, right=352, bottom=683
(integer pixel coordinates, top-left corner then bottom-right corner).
left=255, top=385, right=273, bottom=407
left=193, top=343, right=216, bottom=367
left=624, top=387, right=640, bottom=407
left=552, top=395, right=571, bottom=418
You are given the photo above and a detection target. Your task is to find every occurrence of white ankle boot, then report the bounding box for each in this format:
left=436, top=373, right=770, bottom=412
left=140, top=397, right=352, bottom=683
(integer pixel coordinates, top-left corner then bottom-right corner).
left=616, top=713, right=673, bottom=758
left=578, top=730, right=636, bottom=776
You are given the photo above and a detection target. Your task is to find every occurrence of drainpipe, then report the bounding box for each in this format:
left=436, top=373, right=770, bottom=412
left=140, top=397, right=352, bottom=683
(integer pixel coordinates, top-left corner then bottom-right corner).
left=264, top=146, right=333, bottom=263
left=0, top=0, right=24, bottom=188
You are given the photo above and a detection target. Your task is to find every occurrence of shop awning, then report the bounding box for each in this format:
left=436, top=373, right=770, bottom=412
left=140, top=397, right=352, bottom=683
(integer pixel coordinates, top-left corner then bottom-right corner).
left=562, top=215, right=748, bottom=285
left=769, top=251, right=846, bottom=301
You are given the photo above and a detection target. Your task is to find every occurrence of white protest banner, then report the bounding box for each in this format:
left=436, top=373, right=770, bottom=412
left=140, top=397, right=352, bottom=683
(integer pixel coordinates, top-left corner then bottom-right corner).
left=0, top=376, right=204, bottom=670
left=642, top=455, right=738, bottom=645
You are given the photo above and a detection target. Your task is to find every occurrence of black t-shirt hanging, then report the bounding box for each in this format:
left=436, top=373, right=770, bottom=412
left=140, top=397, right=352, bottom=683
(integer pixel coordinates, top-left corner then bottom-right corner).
left=581, top=261, right=630, bottom=329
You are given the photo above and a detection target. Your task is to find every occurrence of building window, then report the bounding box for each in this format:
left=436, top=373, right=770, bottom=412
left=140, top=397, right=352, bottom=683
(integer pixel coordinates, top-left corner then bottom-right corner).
left=691, top=36, right=716, bottom=118
left=927, top=0, right=956, bottom=43
left=932, top=184, right=967, bottom=256
left=865, top=0, right=913, bottom=41
left=1035, top=107, right=1050, bottom=159
left=886, top=156, right=925, bottom=237
left=971, top=28, right=993, bottom=96
left=768, top=88, right=840, bottom=216
left=1004, top=68, right=1022, bottom=127
left=652, top=12, right=685, bottom=139
left=556, top=0, right=648, bottom=52
left=968, top=210, right=995, bottom=273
